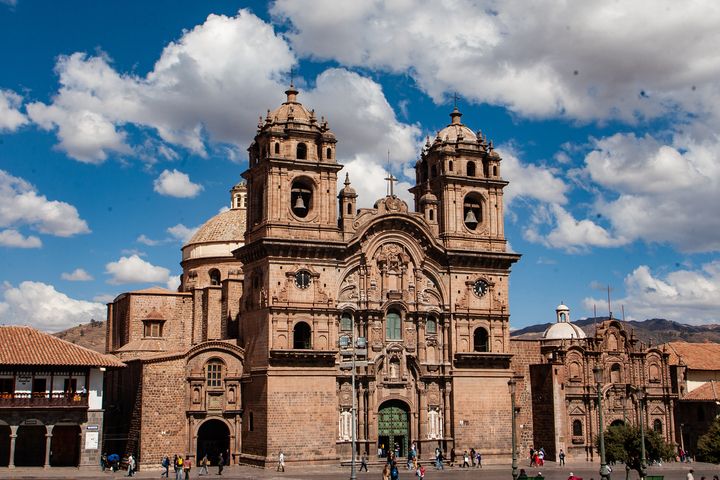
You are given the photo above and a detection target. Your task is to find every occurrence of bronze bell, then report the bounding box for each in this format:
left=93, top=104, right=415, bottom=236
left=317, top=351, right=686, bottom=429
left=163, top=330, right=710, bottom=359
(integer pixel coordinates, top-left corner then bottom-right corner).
left=293, top=195, right=306, bottom=211
left=464, top=209, right=478, bottom=226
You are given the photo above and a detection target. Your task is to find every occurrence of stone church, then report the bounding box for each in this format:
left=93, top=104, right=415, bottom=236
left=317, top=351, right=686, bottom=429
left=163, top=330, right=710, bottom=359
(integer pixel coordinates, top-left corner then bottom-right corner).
left=104, top=84, right=522, bottom=467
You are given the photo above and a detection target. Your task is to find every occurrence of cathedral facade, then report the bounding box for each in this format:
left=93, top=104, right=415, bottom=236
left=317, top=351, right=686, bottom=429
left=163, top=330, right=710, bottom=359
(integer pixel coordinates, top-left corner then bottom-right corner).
left=105, top=85, right=521, bottom=467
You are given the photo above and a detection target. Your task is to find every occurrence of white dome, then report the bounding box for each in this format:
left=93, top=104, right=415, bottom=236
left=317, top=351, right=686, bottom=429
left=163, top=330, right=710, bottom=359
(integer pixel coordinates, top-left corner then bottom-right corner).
left=556, top=303, right=569, bottom=311
left=543, top=322, right=586, bottom=340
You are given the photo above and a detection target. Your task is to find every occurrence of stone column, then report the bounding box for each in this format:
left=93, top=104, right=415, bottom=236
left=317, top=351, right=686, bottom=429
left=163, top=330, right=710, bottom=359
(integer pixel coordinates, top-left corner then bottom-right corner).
left=187, top=417, right=194, bottom=458
left=443, top=386, right=452, bottom=447
left=8, top=425, right=18, bottom=469
left=44, top=424, right=54, bottom=469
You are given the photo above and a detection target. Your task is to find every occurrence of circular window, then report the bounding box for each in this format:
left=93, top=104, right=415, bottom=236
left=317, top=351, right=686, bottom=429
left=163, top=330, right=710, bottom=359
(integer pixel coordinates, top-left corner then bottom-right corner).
left=473, top=279, right=488, bottom=297
left=295, top=270, right=311, bottom=289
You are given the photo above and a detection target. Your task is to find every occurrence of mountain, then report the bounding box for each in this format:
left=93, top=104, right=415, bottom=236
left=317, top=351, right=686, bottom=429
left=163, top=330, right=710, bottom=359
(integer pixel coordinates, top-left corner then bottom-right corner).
left=53, top=319, right=106, bottom=353
left=511, top=317, right=720, bottom=345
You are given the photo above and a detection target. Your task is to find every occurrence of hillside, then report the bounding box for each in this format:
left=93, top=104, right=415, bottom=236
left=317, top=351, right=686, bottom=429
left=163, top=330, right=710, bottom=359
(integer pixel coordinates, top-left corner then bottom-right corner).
left=511, top=317, right=720, bottom=344
left=53, top=319, right=106, bottom=353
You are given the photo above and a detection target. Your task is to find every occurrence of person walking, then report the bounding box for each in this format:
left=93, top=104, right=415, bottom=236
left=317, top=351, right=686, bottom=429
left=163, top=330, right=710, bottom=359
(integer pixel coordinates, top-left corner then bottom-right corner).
left=688, top=469, right=695, bottom=480
left=416, top=462, right=426, bottom=479
left=161, top=455, right=170, bottom=478
left=390, top=461, right=400, bottom=480
left=435, top=449, right=444, bottom=470
left=382, top=463, right=391, bottom=480
left=183, top=456, right=192, bottom=480
left=462, top=450, right=470, bottom=468
left=476, top=450, right=482, bottom=468
left=360, top=452, right=368, bottom=472
left=470, top=448, right=476, bottom=467
left=450, top=447, right=456, bottom=467
left=175, top=455, right=184, bottom=480
left=126, top=454, right=136, bottom=477
left=217, top=452, right=224, bottom=476
left=559, top=449, right=566, bottom=466
left=199, top=454, right=209, bottom=476
left=276, top=451, right=285, bottom=472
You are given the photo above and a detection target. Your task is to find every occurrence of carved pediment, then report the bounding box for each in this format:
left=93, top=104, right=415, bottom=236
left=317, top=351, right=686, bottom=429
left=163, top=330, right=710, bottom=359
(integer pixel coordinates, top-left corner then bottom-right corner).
left=569, top=405, right=586, bottom=415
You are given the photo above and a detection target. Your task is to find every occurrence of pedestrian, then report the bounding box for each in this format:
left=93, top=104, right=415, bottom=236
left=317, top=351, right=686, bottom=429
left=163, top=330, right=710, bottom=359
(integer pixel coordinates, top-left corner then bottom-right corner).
left=462, top=450, right=470, bottom=468
left=476, top=450, right=482, bottom=468
left=435, top=449, right=444, bottom=470
left=183, top=456, right=192, bottom=480
left=161, top=455, right=170, bottom=478
left=199, top=454, right=209, bottom=476
left=382, top=463, right=391, bottom=480
left=518, top=468, right=528, bottom=480
left=530, top=447, right=536, bottom=466
left=277, top=450, right=285, bottom=472
left=126, top=454, right=136, bottom=477
left=101, top=452, right=108, bottom=472
left=217, top=452, right=224, bottom=476
left=537, top=472, right=544, bottom=480
left=360, top=452, right=368, bottom=472
left=559, top=449, right=566, bottom=466
left=176, top=455, right=184, bottom=480
left=470, top=448, right=476, bottom=467
left=450, top=447, right=456, bottom=467
left=390, top=461, right=400, bottom=480
left=687, top=469, right=695, bottom=480
left=416, top=462, right=426, bottom=479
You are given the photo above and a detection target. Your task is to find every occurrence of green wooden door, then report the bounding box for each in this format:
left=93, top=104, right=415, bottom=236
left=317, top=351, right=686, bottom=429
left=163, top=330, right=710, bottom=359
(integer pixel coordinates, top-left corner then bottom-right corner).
left=378, top=402, right=409, bottom=457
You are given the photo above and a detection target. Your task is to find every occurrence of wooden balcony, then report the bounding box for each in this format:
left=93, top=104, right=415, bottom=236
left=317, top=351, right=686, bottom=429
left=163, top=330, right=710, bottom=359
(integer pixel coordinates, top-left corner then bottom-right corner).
left=0, top=392, right=88, bottom=409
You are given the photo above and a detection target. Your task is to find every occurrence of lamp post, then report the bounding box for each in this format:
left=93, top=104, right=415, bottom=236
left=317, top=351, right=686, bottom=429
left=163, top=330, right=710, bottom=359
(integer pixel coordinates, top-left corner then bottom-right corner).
left=508, top=378, right=518, bottom=480
left=637, top=388, right=647, bottom=480
left=340, top=324, right=367, bottom=480
left=593, top=366, right=611, bottom=480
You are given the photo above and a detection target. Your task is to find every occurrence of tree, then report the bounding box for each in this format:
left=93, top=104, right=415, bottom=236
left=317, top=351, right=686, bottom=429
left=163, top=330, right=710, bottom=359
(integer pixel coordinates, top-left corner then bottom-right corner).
left=597, top=424, right=675, bottom=476
left=697, top=417, right=720, bottom=464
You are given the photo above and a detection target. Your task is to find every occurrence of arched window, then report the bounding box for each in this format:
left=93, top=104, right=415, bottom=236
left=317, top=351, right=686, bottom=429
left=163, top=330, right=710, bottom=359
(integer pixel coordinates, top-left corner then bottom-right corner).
left=340, top=312, right=353, bottom=332
left=653, top=419, right=663, bottom=433
left=649, top=364, right=660, bottom=382
left=274, top=142, right=280, bottom=154
left=610, top=363, right=622, bottom=383
left=467, top=161, right=476, bottom=177
left=473, top=327, right=489, bottom=352
left=493, top=165, right=498, bottom=176
left=209, top=269, right=221, bottom=286
left=347, top=203, right=352, bottom=215
left=291, top=179, right=313, bottom=218
left=297, top=142, right=307, bottom=159
left=389, top=357, right=400, bottom=379
left=463, top=193, right=483, bottom=230
left=448, top=160, right=453, bottom=172
left=206, top=359, right=224, bottom=388
left=386, top=310, right=402, bottom=340
left=429, top=209, right=434, bottom=221
left=569, top=362, right=581, bottom=379
left=572, top=419, right=583, bottom=436
left=293, top=321, right=312, bottom=349
left=559, top=312, right=567, bottom=322
left=326, top=148, right=332, bottom=159
left=426, top=316, right=437, bottom=335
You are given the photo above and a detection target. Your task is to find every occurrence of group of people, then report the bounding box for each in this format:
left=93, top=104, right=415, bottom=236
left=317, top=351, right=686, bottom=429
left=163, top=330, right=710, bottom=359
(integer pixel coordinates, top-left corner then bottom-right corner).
left=159, top=452, right=225, bottom=479
left=530, top=446, right=546, bottom=466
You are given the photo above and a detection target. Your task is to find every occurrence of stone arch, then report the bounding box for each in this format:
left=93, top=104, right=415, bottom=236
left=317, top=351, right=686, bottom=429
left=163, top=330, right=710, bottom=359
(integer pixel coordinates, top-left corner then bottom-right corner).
left=195, top=417, right=232, bottom=466
left=473, top=327, right=489, bottom=352
left=377, top=398, right=412, bottom=458
left=50, top=424, right=81, bottom=466
left=293, top=321, right=312, bottom=349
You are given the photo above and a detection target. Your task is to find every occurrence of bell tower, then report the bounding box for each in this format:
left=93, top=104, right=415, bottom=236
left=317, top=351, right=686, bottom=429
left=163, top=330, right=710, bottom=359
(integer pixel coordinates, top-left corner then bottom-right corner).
left=243, top=84, right=342, bottom=244
left=410, top=106, right=507, bottom=251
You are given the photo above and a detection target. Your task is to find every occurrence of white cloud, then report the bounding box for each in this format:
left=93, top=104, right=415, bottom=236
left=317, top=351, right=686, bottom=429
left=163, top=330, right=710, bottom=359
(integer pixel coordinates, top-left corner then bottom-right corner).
left=582, top=261, right=720, bottom=325
left=499, top=146, right=569, bottom=206
left=0, top=281, right=106, bottom=332
left=92, top=293, right=116, bottom=304
left=0, top=169, right=90, bottom=237
left=153, top=169, right=203, bottom=198
left=0, top=89, right=28, bottom=132
left=137, top=234, right=161, bottom=246
left=61, top=268, right=93, bottom=281
left=272, top=0, right=720, bottom=123
left=0, top=229, right=41, bottom=248
left=105, top=254, right=171, bottom=285
left=167, top=223, right=198, bottom=243
left=166, top=275, right=181, bottom=291
left=341, top=160, right=413, bottom=209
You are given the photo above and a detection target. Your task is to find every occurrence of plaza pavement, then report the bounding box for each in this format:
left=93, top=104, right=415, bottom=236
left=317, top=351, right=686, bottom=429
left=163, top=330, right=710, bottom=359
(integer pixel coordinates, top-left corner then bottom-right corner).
left=2, top=461, right=718, bottom=480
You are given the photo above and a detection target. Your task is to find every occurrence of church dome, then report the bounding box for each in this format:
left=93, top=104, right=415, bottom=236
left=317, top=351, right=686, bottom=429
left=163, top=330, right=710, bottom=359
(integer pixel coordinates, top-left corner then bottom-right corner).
left=420, top=190, right=438, bottom=204
left=543, top=322, right=587, bottom=340
left=261, top=84, right=334, bottom=137
left=436, top=107, right=478, bottom=143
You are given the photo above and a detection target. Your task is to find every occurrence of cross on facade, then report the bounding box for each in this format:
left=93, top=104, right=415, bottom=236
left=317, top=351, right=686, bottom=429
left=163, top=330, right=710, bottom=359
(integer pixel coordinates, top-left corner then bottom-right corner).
left=385, top=172, right=397, bottom=197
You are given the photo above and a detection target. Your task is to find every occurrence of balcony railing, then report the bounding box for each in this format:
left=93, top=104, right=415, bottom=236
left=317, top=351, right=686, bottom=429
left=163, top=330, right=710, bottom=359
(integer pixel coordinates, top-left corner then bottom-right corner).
left=0, top=392, right=88, bottom=408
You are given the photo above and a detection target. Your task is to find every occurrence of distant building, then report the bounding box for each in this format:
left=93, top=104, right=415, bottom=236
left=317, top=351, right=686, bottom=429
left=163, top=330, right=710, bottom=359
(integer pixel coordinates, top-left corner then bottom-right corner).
left=665, top=342, right=720, bottom=456
left=0, top=326, right=123, bottom=469
left=511, top=305, right=676, bottom=462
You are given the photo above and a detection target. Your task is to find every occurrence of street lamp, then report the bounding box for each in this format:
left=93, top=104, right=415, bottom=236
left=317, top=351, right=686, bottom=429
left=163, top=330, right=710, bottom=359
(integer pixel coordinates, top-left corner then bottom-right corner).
left=593, top=366, right=611, bottom=480
left=637, top=388, right=647, bottom=480
left=341, top=321, right=367, bottom=480
left=508, top=378, right=518, bottom=480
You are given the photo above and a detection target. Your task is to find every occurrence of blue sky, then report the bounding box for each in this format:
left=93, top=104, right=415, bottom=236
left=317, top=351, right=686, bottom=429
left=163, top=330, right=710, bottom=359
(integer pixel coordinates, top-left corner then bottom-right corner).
left=1, top=1, right=719, bottom=331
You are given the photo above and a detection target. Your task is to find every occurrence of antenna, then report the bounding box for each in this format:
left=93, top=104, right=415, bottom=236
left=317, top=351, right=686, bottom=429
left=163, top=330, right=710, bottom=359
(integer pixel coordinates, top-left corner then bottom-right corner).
left=290, top=67, right=295, bottom=87
left=621, top=305, right=625, bottom=321
left=453, top=92, right=459, bottom=108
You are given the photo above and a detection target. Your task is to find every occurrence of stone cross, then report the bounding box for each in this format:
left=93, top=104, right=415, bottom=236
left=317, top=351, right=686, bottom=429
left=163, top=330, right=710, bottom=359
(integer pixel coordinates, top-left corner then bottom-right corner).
left=385, top=172, right=397, bottom=197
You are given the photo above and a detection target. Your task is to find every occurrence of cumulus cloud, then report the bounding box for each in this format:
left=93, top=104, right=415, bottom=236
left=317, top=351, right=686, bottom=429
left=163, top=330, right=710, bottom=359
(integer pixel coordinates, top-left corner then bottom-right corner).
left=61, top=268, right=93, bottom=281
left=105, top=254, right=171, bottom=285
left=0, top=89, right=28, bottom=131
left=0, top=229, right=41, bottom=248
left=166, top=275, right=181, bottom=291
left=583, top=261, right=720, bottom=325
left=92, top=293, right=116, bottom=303
left=167, top=223, right=198, bottom=243
left=153, top=169, right=203, bottom=198
left=0, top=281, right=106, bottom=331
left=0, top=169, right=90, bottom=238
left=272, top=0, right=720, bottom=123
left=499, top=146, right=569, bottom=206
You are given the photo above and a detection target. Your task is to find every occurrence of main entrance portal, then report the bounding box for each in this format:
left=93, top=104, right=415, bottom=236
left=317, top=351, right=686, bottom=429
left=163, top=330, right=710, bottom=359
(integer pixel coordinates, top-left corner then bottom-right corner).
left=377, top=400, right=410, bottom=458
left=196, top=419, right=230, bottom=466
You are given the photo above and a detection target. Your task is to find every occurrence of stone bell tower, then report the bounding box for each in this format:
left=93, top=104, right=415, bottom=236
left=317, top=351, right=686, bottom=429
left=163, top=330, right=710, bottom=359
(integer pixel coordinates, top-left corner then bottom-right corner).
left=243, top=84, right=342, bottom=245
left=410, top=106, right=507, bottom=252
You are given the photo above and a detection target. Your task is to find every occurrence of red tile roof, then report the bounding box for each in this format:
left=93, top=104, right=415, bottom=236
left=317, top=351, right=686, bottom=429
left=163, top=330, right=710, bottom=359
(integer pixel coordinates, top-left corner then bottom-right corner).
left=684, top=381, right=720, bottom=401
left=0, top=326, right=124, bottom=367
left=665, top=342, right=720, bottom=370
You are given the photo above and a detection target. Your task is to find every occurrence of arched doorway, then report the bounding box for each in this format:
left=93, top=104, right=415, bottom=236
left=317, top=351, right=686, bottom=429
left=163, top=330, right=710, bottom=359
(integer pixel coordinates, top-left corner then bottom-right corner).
left=196, top=419, right=230, bottom=466
left=50, top=425, right=80, bottom=466
left=610, top=419, right=625, bottom=428
left=377, top=400, right=410, bottom=459
left=0, top=425, right=9, bottom=467
left=14, top=425, right=46, bottom=466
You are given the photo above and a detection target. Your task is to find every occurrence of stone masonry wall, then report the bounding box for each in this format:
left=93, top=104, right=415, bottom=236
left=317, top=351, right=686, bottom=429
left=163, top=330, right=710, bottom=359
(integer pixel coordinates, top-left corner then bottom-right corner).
left=510, top=339, right=544, bottom=456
